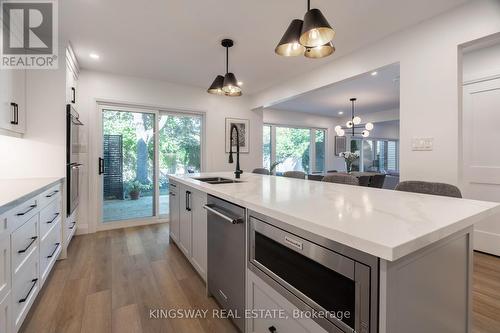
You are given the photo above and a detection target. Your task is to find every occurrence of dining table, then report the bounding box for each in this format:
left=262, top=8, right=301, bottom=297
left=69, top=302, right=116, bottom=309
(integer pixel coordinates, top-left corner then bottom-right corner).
left=307, top=171, right=385, bottom=187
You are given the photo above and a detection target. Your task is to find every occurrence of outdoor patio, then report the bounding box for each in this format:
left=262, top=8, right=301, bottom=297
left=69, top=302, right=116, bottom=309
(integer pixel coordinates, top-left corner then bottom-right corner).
left=103, top=194, right=169, bottom=222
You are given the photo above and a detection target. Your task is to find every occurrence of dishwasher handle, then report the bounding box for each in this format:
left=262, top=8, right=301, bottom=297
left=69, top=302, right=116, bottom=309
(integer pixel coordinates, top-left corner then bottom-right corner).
left=203, top=204, right=244, bottom=224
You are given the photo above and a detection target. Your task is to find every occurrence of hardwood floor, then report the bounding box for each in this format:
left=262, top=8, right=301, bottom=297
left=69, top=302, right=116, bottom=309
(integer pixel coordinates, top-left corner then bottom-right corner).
left=19, top=224, right=500, bottom=333
left=19, top=224, right=237, bottom=333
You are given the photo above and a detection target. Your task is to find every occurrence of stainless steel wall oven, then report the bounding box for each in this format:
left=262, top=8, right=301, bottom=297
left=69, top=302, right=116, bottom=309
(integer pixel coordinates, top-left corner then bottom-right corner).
left=248, top=211, right=379, bottom=333
left=66, top=104, right=83, bottom=216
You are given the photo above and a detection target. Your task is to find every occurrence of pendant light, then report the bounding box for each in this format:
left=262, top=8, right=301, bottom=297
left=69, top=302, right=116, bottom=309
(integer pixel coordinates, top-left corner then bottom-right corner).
left=275, top=0, right=335, bottom=59
left=335, top=98, right=374, bottom=138
left=207, top=39, right=242, bottom=97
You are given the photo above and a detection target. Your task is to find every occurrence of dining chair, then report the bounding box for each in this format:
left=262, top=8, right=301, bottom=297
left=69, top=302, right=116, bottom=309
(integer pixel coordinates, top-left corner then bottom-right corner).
left=369, top=174, right=386, bottom=188
left=283, top=171, right=306, bottom=179
left=322, top=174, right=359, bottom=186
left=252, top=168, right=270, bottom=175
left=326, top=170, right=338, bottom=173
left=395, top=181, right=462, bottom=198
left=357, top=175, right=370, bottom=187
left=307, top=174, right=324, bottom=181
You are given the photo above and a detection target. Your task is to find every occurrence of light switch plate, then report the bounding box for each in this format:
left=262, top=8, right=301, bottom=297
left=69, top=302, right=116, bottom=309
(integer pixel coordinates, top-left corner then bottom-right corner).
left=412, top=138, right=433, bottom=151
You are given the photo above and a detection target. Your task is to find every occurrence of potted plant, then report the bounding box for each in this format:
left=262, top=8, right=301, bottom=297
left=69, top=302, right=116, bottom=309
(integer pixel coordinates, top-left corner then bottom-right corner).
left=339, top=151, right=360, bottom=173
left=128, top=180, right=149, bottom=200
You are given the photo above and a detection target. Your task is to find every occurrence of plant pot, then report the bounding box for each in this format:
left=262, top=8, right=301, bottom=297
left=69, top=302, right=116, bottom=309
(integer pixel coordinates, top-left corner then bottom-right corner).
left=129, top=191, right=140, bottom=200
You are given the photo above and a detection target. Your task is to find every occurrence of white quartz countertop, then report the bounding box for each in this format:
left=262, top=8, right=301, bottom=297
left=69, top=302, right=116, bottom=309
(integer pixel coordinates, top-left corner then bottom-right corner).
left=0, top=177, right=63, bottom=214
left=169, top=172, right=500, bottom=261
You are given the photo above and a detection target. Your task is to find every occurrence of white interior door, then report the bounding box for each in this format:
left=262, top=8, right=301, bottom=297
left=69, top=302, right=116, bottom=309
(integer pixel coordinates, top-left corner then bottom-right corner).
left=463, top=77, right=500, bottom=255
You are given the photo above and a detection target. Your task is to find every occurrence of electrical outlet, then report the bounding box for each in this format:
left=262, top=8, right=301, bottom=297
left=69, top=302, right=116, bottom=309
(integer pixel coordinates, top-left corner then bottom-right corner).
left=412, top=138, right=433, bottom=151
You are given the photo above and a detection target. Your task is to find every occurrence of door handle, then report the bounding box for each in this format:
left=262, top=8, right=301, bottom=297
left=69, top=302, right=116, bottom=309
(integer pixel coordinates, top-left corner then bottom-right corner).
left=10, top=102, right=18, bottom=125
left=47, top=213, right=60, bottom=224
left=47, top=243, right=60, bottom=258
left=98, top=158, right=104, bottom=175
left=16, top=204, right=37, bottom=216
left=186, top=191, right=191, bottom=211
left=71, top=87, right=76, bottom=103
left=203, top=204, right=243, bottom=224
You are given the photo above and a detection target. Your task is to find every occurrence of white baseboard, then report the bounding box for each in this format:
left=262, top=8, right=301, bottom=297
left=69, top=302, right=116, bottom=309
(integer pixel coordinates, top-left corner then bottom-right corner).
left=474, top=230, right=500, bottom=257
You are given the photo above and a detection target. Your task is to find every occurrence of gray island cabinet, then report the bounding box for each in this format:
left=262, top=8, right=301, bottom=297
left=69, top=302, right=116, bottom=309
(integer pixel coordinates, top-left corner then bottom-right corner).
left=168, top=172, right=500, bottom=333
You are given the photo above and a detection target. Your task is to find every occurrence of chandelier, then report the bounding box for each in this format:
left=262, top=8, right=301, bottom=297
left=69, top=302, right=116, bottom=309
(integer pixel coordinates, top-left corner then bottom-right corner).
left=335, top=98, right=374, bottom=137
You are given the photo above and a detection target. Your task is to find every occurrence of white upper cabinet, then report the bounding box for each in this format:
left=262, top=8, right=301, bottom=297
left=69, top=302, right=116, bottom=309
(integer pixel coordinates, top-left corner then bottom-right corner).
left=0, top=68, right=26, bottom=134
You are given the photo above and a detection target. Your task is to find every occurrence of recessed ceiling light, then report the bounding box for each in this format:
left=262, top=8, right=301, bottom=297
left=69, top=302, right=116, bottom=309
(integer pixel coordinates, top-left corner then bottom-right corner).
left=338, top=111, right=344, bottom=115
left=89, top=53, right=100, bottom=60
left=371, top=71, right=378, bottom=76
left=237, top=81, right=243, bottom=86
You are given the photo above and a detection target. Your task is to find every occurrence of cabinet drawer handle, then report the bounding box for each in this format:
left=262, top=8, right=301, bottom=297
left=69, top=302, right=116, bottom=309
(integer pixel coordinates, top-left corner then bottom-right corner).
left=69, top=221, right=76, bottom=230
left=169, top=183, right=176, bottom=188
left=47, top=243, right=60, bottom=258
left=268, top=326, right=277, bottom=333
left=47, top=213, right=60, bottom=224
left=71, top=87, right=76, bottom=103
left=16, top=204, right=37, bottom=216
left=45, top=190, right=59, bottom=198
left=18, top=278, right=38, bottom=303
left=18, top=236, right=37, bottom=253
left=169, top=191, right=176, bottom=196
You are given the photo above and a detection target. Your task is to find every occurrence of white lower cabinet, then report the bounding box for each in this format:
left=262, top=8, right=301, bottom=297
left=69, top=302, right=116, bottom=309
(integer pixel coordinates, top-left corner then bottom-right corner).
left=247, top=270, right=327, bottom=333
left=179, top=184, right=193, bottom=256
left=0, top=236, right=10, bottom=303
left=169, top=181, right=207, bottom=282
left=12, top=249, right=39, bottom=332
left=190, top=191, right=207, bottom=280
left=0, top=181, right=62, bottom=333
left=39, top=219, right=62, bottom=285
left=0, top=292, right=12, bottom=333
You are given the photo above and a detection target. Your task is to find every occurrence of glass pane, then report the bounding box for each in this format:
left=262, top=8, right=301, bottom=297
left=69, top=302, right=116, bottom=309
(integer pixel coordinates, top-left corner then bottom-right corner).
left=363, top=140, right=375, bottom=172
left=350, top=139, right=362, bottom=172
left=314, top=129, right=325, bottom=172
left=102, top=110, right=155, bottom=222
left=158, top=114, right=202, bottom=215
left=275, top=127, right=310, bottom=174
left=263, top=125, right=271, bottom=170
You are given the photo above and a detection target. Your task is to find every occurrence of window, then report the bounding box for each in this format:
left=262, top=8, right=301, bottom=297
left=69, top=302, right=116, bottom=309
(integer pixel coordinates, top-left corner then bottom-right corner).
left=350, top=138, right=399, bottom=173
left=263, top=125, right=327, bottom=174
left=263, top=125, right=271, bottom=170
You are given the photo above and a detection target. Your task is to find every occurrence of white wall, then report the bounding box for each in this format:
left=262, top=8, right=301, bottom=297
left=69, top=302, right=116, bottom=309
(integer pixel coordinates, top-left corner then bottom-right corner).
left=77, top=70, right=262, bottom=232
left=462, top=41, right=500, bottom=255
left=368, top=120, right=400, bottom=140
left=0, top=46, right=67, bottom=179
left=251, top=0, right=500, bottom=186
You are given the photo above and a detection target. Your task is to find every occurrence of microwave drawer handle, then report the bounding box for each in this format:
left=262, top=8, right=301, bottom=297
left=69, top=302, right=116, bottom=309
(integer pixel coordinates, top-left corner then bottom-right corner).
left=16, top=204, right=37, bottom=216
left=18, top=236, right=37, bottom=253
left=18, top=278, right=38, bottom=303
left=203, top=204, right=243, bottom=224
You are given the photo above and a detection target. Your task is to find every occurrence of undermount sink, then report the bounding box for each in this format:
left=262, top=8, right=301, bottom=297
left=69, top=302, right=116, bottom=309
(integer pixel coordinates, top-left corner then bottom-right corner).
left=193, top=177, right=243, bottom=184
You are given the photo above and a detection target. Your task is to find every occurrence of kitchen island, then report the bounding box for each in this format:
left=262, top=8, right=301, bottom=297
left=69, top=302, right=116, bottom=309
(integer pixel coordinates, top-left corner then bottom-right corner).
left=168, top=172, right=500, bottom=333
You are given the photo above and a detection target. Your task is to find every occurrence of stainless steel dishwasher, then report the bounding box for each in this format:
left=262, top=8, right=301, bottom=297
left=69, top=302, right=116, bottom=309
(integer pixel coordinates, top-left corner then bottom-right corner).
left=204, top=195, right=246, bottom=332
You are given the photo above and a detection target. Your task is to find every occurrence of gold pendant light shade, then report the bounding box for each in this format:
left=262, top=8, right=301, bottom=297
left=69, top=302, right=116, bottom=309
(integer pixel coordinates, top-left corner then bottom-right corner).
left=304, top=42, right=335, bottom=59
left=275, top=19, right=306, bottom=57
left=299, top=8, right=335, bottom=47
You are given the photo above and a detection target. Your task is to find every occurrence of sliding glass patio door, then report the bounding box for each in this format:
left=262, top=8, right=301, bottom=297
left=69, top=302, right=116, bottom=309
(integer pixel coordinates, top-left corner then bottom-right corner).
left=101, top=107, right=157, bottom=223
left=98, top=106, right=203, bottom=227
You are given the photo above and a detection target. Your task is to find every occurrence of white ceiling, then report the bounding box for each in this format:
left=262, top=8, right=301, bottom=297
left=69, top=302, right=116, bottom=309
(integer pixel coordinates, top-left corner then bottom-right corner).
left=270, top=63, right=400, bottom=117
left=60, top=0, right=468, bottom=94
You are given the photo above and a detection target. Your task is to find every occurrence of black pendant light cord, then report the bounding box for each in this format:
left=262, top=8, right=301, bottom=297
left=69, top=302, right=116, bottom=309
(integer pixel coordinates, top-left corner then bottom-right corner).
left=307, top=0, right=311, bottom=11
left=226, top=46, right=229, bottom=74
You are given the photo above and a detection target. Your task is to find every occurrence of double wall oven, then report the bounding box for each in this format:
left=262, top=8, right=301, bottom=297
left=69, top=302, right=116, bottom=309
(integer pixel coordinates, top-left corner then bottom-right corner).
left=249, top=211, right=379, bottom=333
left=66, top=104, right=83, bottom=216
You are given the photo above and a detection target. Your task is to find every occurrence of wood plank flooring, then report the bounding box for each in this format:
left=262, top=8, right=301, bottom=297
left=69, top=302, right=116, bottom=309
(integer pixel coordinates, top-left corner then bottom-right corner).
left=19, top=224, right=500, bottom=333
left=20, top=224, right=237, bottom=333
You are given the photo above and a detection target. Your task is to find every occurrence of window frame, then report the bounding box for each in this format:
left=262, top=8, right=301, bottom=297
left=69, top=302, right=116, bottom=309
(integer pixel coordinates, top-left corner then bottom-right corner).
left=263, top=123, right=328, bottom=175
left=349, top=137, right=399, bottom=173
